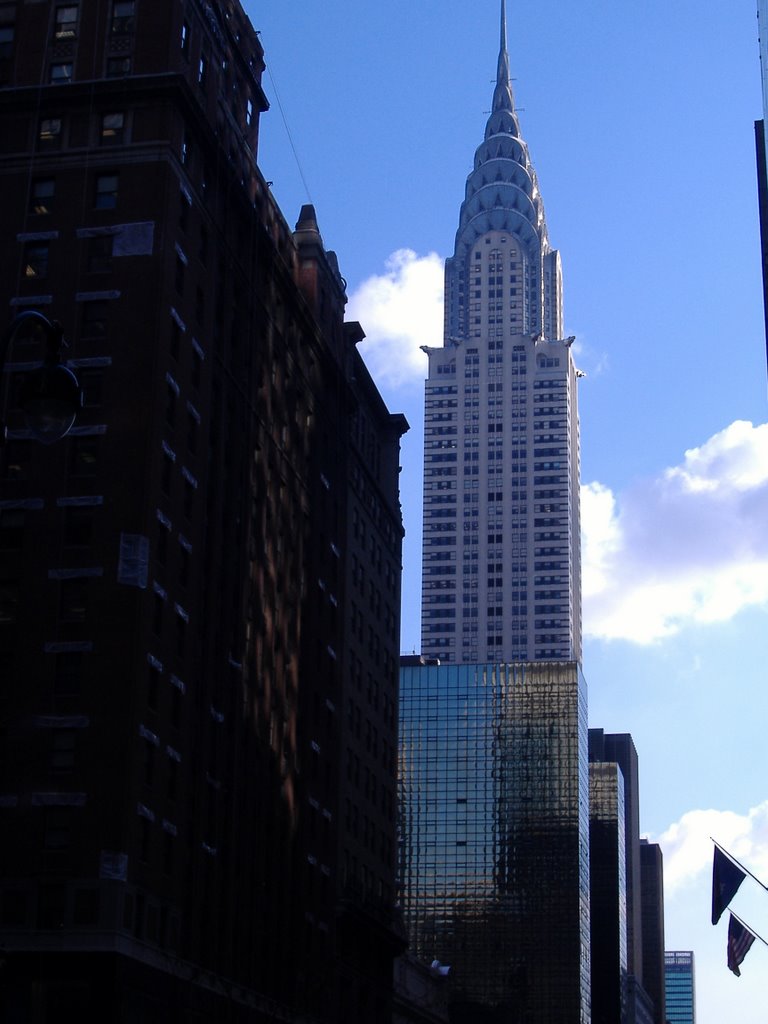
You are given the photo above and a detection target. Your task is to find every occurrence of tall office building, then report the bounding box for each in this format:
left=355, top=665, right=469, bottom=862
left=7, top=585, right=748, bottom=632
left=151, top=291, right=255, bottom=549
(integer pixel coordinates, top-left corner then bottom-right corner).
left=420, top=0, right=581, bottom=666
left=664, top=951, right=696, bottom=1024
left=589, top=731, right=666, bottom=1024
left=640, top=841, right=667, bottom=1024
left=399, top=658, right=590, bottom=1024
left=588, top=731, right=643, bottom=981
left=0, top=2, right=406, bottom=1021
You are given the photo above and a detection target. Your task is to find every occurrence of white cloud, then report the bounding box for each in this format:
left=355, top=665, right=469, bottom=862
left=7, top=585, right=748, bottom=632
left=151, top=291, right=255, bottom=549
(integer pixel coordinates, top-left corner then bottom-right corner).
left=583, top=421, right=768, bottom=644
left=346, top=249, right=443, bottom=388
left=653, top=801, right=768, bottom=895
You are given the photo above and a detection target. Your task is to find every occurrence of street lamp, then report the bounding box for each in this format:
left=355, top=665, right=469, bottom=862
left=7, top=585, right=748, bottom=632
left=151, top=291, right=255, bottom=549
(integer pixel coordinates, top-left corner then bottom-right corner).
left=1, top=310, right=81, bottom=444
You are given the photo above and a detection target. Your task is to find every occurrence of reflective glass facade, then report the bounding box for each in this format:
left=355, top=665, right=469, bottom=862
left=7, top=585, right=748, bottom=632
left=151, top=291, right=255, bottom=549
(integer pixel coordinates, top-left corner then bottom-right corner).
left=399, top=661, right=590, bottom=1023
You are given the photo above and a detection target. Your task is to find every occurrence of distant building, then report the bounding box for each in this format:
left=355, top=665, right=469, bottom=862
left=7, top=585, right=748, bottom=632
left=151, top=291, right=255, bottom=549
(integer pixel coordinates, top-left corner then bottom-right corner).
left=588, top=731, right=665, bottom=1024
left=588, top=731, right=643, bottom=980
left=665, top=951, right=695, bottom=1024
left=0, top=2, right=406, bottom=1021
left=641, top=842, right=667, bottom=1024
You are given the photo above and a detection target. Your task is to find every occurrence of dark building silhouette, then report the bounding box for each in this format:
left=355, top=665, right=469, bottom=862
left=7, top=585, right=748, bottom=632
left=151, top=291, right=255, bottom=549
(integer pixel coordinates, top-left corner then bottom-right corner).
left=588, top=730, right=642, bottom=979
left=0, top=2, right=406, bottom=1021
left=640, top=841, right=666, bottom=1024
left=588, top=761, right=627, bottom=1024
left=588, top=731, right=665, bottom=1024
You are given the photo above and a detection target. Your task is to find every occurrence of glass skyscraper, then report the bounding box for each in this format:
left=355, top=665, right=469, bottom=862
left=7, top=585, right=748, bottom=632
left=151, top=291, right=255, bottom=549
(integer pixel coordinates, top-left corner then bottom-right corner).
left=399, top=661, right=590, bottom=1022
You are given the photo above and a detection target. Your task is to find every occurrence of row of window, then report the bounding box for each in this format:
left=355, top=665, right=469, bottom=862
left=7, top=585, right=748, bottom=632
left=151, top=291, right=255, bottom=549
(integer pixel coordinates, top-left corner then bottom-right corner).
left=39, top=111, right=125, bottom=147
left=23, top=235, right=114, bottom=280
left=29, top=172, right=118, bottom=218
left=0, top=3, right=135, bottom=66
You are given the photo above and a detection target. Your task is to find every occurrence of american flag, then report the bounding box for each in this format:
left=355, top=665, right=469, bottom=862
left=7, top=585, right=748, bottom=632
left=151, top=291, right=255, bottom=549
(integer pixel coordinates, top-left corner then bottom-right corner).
left=727, top=914, right=756, bottom=977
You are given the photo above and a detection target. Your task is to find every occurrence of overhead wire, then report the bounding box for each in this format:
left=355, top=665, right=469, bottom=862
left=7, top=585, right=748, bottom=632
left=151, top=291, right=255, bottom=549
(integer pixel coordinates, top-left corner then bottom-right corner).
left=264, top=60, right=313, bottom=206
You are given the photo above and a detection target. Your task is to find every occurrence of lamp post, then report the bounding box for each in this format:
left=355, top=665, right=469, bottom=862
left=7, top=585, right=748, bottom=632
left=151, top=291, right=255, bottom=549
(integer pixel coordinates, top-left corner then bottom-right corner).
left=1, top=310, right=81, bottom=445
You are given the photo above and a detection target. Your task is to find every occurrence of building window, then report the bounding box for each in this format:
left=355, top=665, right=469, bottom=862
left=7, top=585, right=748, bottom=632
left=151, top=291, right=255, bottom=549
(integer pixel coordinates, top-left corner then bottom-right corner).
left=30, top=178, right=55, bottom=215
left=70, top=437, right=99, bottom=477
left=174, top=256, right=185, bottom=295
left=165, top=382, right=177, bottom=426
left=80, top=370, right=103, bottom=408
left=44, top=812, right=70, bottom=849
left=86, top=234, right=113, bottom=274
left=23, top=242, right=49, bottom=279
left=186, top=411, right=198, bottom=453
left=106, top=55, right=131, bottom=77
left=111, top=1, right=135, bottom=35
left=178, top=545, right=189, bottom=588
left=54, top=5, right=79, bottom=39
left=54, top=651, right=83, bottom=695
left=152, top=593, right=164, bottom=635
left=197, top=54, right=207, bottom=90
left=0, top=581, right=19, bottom=626
left=100, top=112, right=124, bottom=145
left=39, top=117, right=62, bottom=147
left=50, top=729, right=76, bottom=771
left=64, top=506, right=95, bottom=546
left=94, top=173, right=118, bottom=209
left=178, top=191, right=190, bottom=232
left=0, top=509, right=24, bottom=550
left=0, top=24, right=13, bottom=60
left=59, top=579, right=88, bottom=623
left=180, top=20, right=189, bottom=57
left=170, top=318, right=181, bottom=359
left=50, top=62, right=73, bottom=84
left=81, top=300, right=108, bottom=338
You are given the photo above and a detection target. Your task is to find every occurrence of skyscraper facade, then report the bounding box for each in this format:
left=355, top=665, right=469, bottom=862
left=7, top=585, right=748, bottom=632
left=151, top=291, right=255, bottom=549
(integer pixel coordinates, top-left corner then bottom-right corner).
left=640, top=841, right=667, bottom=1024
left=399, top=659, right=590, bottom=1024
left=420, top=0, right=581, bottom=666
left=0, top=3, right=406, bottom=1021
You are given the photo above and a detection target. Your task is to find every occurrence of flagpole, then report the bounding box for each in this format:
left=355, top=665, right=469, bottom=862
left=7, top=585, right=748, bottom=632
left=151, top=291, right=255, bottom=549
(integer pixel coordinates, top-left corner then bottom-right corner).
left=710, top=838, right=768, bottom=893
left=730, top=910, right=768, bottom=948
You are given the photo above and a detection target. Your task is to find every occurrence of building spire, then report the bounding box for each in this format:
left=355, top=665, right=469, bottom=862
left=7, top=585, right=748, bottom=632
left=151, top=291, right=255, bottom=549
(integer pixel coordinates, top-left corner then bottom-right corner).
left=492, top=0, right=514, bottom=113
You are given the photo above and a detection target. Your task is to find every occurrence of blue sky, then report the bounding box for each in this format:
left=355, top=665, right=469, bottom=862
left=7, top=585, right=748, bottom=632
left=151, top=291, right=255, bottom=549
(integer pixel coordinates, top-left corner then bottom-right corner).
left=247, top=2, right=768, bottom=1018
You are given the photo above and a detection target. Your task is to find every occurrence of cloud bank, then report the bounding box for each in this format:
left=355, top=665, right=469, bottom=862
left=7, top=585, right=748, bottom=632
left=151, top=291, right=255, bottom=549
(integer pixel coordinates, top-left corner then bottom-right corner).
left=654, top=801, right=768, bottom=895
left=583, top=421, right=768, bottom=643
left=347, top=249, right=443, bottom=388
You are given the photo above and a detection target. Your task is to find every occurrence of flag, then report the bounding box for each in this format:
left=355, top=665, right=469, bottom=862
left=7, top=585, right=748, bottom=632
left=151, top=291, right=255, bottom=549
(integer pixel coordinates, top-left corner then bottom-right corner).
left=727, top=914, right=756, bottom=976
left=712, top=846, right=746, bottom=925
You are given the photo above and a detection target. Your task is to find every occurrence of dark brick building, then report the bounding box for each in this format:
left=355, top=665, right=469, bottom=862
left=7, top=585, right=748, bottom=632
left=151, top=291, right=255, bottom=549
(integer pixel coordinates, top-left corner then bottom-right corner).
left=0, top=2, right=407, bottom=1021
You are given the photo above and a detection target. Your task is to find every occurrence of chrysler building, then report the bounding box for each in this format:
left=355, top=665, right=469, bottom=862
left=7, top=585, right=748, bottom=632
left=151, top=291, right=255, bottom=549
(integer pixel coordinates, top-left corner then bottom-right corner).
left=420, top=0, right=582, bottom=665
